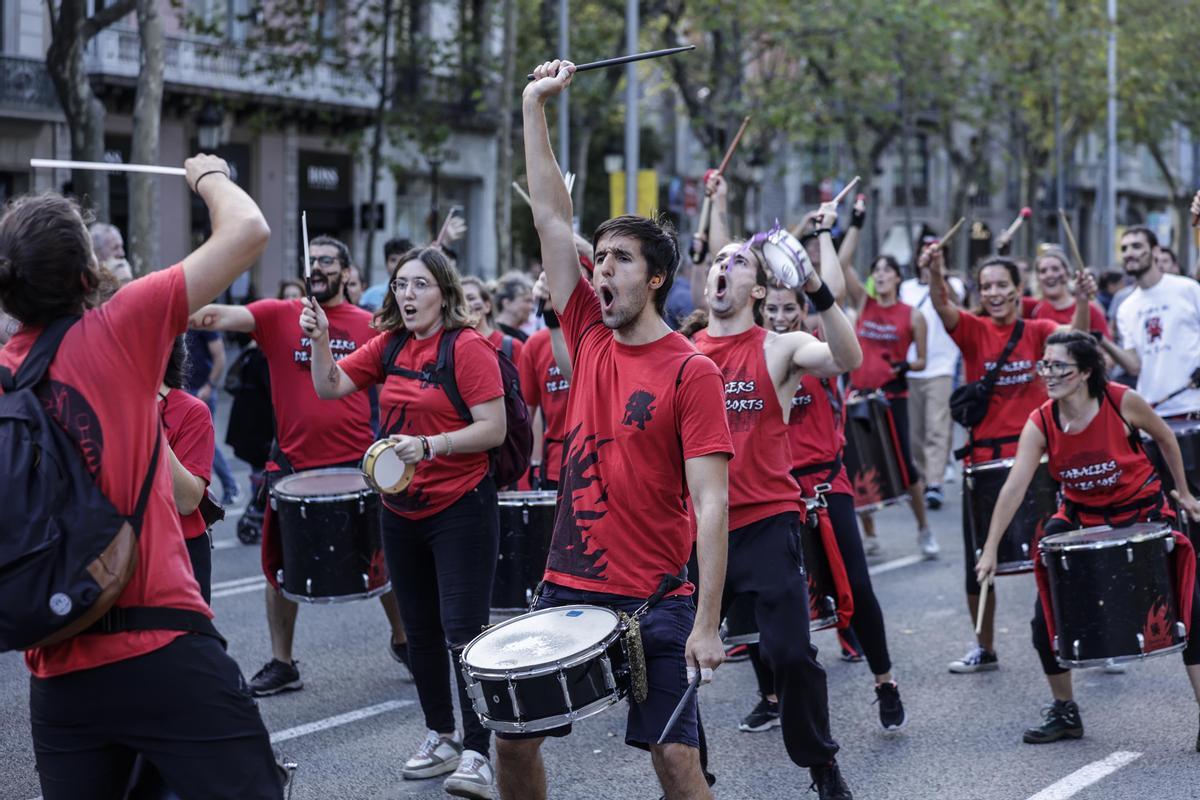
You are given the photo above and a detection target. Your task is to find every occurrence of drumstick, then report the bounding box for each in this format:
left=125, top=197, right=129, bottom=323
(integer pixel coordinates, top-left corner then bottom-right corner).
left=511, top=181, right=533, bottom=208
left=938, top=217, right=966, bottom=248
left=1000, top=207, right=1033, bottom=243
left=975, top=576, right=991, bottom=635
left=832, top=176, right=861, bottom=207
left=526, top=45, right=695, bottom=80
left=657, top=673, right=701, bottom=744
left=1058, top=208, right=1087, bottom=273
left=29, top=157, right=186, bottom=176
left=716, top=116, right=752, bottom=177
left=301, top=211, right=316, bottom=307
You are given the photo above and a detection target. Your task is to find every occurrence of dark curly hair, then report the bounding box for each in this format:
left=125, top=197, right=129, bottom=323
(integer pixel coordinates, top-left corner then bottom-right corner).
left=592, top=214, right=681, bottom=318
left=1045, top=331, right=1107, bottom=399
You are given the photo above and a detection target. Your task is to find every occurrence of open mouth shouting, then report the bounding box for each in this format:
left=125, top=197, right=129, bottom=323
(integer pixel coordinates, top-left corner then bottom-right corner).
left=714, top=273, right=729, bottom=302
left=402, top=302, right=419, bottom=320
left=599, top=283, right=616, bottom=313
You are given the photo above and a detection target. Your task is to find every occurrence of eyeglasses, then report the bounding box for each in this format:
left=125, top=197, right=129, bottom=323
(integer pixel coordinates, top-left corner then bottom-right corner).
left=391, top=277, right=433, bottom=294
left=308, top=255, right=339, bottom=268
left=1036, top=360, right=1079, bottom=377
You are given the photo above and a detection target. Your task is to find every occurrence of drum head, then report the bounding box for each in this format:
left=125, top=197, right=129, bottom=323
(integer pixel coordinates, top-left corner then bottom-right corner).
left=498, top=490, right=559, bottom=506
left=464, top=605, right=619, bottom=670
left=274, top=468, right=368, bottom=500
left=370, top=444, right=413, bottom=493
left=761, top=238, right=800, bottom=288
left=1041, top=522, right=1171, bottom=551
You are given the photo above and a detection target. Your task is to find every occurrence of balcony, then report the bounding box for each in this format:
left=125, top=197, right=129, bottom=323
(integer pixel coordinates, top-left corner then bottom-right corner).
left=86, top=28, right=378, bottom=111
left=0, top=56, right=59, bottom=115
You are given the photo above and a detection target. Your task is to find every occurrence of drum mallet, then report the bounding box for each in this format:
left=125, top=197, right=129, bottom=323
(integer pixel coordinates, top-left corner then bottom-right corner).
left=526, top=45, right=695, bottom=80
left=29, top=158, right=187, bottom=176
left=689, top=115, right=752, bottom=265
left=657, top=673, right=702, bottom=744
left=301, top=211, right=317, bottom=307
left=937, top=217, right=966, bottom=249
left=998, top=207, right=1033, bottom=249
left=1057, top=208, right=1088, bottom=274
left=975, top=576, right=992, bottom=636
left=813, top=176, right=861, bottom=229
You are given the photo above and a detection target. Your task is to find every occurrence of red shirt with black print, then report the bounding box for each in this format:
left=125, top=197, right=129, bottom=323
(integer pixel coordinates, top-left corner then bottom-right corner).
left=339, top=326, right=503, bottom=519
left=519, top=327, right=570, bottom=483
left=247, top=299, right=377, bottom=470
left=693, top=325, right=801, bottom=530
left=1, top=266, right=211, bottom=678
left=543, top=281, right=733, bottom=599
left=850, top=297, right=914, bottom=397
left=159, top=388, right=214, bottom=539
left=787, top=375, right=855, bottom=496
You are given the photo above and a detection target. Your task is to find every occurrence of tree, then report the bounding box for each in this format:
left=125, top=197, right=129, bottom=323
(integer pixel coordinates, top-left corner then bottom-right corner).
left=45, top=0, right=137, bottom=221
left=128, top=0, right=166, bottom=275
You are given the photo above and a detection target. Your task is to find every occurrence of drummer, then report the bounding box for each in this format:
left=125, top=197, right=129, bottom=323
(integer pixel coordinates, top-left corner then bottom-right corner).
left=974, top=331, right=1200, bottom=745
left=924, top=245, right=1088, bottom=673
left=304, top=246, right=505, bottom=798
left=518, top=272, right=575, bottom=490
left=841, top=254, right=937, bottom=558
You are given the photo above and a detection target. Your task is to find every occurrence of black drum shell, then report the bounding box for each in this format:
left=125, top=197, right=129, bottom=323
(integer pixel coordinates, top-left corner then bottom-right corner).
left=1041, top=526, right=1185, bottom=668
left=1141, top=420, right=1200, bottom=541
left=843, top=392, right=907, bottom=511
left=966, top=458, right=1059, bottom=574
left=494, top=492, right=557, bottom=610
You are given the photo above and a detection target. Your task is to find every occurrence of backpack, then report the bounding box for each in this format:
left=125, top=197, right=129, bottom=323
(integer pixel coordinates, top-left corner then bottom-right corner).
left=382, top=327, right=532, bottom=487
left=0, top=317, right=221, bottom=652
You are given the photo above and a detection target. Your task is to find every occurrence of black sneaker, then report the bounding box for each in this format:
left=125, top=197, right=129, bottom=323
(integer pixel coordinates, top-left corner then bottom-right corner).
left=948, top=645, right=999, bottom=673
left=874, top=681, right=906, bottom=731
left=1023, top=700, right=1083, bottom=744
left=838, top=629, right=865, bottom=663
left=248, top=658, right=302, bottom=696
left=738, top=697, right=781, bottom=732
left=925, top=485, right=944, bottom=510
left=809, top=759, right=853, bottom=800
left=390, top=640, right=414, bottom=681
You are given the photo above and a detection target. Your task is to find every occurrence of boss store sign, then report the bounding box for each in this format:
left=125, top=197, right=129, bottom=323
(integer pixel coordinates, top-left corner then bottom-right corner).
left=299, top=151, right=354, bottom=232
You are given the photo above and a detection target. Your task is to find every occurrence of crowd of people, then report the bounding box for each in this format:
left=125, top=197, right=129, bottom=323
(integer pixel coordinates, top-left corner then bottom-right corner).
left=5, top=56, right=1200, bottom=800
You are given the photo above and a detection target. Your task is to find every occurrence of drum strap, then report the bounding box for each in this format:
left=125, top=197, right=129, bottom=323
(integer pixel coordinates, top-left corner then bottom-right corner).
left=1064, top=485, right=1165, bottom=527
left=84, top=606, right=228, bottom=649
left=954, top=435, right=1019, bottom=462
left=792, top=453, right=843, bottom=485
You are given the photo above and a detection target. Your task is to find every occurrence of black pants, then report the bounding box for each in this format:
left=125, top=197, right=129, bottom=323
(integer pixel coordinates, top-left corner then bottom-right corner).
left=185, top=533, right=212, bottom=605
left=723, top=512, right=839, bottom=767
left=826, top=493, right=893, bottom=676
left=30, top=634, right=281, bottom=800
left=1031, top=517, right=1200, bottom=675
left=381, top=476, right=499, bottom=755
left=887, top=396, right=921, bottom=485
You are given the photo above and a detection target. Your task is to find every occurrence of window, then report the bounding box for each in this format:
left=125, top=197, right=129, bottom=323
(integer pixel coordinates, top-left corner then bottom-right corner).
left=892, top=134, right=929, bottom=207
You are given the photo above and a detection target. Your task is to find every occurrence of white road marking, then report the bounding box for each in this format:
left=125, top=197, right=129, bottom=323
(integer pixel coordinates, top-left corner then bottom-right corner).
left=212, top=538, right=241, bottom=550
left=1025, top=751, right=1142, bottom=800
left=868, top=554, right=925, bottom=576
left=270, top=700, right=415, bottom=744
left=211, top=581, right=267, bottom=599
left=211, top=574, right=268, bottom=591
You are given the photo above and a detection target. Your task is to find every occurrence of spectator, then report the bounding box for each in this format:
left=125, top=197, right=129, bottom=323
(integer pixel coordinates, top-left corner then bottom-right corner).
left=278, top=279, right=304, bottom=300
left=1096, top=270, right=1124, bottom=313
left=88, top=221, right=124, bottom=262
left=1155, top=245, right=1181, bottom=277
left=493, top=271, right=533, bottom=341
left=345, top=264, right=365, bottom=306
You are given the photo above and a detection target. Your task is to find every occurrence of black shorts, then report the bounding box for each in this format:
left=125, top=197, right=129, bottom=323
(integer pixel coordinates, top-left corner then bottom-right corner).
left=495, top=582, right=699, bottom=750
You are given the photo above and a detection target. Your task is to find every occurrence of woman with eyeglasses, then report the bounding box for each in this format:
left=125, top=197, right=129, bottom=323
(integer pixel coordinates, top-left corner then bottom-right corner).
left=924, top=246, right=1087, bottom=675
left=974, top=331, right=1200, bottom=746
left=302, top=246, right=506, bottom=799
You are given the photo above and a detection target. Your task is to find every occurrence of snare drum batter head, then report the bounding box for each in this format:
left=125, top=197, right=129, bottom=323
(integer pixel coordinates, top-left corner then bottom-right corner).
left=1039, top=521, right=1172, bottom=552
left=361, top=440, right=415, bottom=495
left=271, top=468, right=370, bottom=501
left=464, top=605, right=620, bottom=673
left=750, top=224, right=814, bottom=289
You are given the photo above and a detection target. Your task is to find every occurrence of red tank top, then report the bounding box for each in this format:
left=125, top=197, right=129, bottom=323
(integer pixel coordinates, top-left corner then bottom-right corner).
left=850, top=298, right=913, bottom=397
left=788, top=375, right=854, bottom=496
left=1032, top=383, right=1159, bottom=509
left=693, top=326, right=802, bottom=530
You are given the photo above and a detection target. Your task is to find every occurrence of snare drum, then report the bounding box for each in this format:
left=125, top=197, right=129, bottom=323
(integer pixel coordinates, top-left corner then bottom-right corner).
left=1040, top=522, right=1187, bottom=668
left=843, top=391, right=908, bottom=511
left=494, top=491, right=558, bottom=611
left=965, top=456, right=1059, bottom=574
left=270, top=468, right=389, bottom=603
left=361, top=439, right=416, bottom=495
left=460, top=605, right=631, bottom=733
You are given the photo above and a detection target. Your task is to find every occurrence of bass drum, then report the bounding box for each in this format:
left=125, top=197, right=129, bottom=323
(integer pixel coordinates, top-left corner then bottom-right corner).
left=493, top=491, right=558, bottom=611
left=965, top=456, right=1059, bottom=574
left=843, top=391, right=908, bottom=511
left=1141, top=419, right=1200, bottom=540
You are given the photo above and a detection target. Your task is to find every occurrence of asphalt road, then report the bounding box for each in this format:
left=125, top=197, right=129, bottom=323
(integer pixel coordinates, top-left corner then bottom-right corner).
left=3, top=424, right=1200, bottom=799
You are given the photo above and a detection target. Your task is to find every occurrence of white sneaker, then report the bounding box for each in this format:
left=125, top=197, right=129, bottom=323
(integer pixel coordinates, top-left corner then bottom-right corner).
left=918, top=527, right=940, bottom=559
left=443, top=749, right=495, bottom=799
left=944, top=464, right=957, bottom=484
left=864, top=535, right=882, bottom=555
left=402, top=729, right=463, bottom=780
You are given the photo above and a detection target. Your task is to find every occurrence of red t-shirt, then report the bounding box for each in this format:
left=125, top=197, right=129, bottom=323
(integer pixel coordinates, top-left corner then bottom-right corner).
left=247, top=299, right=377, bottom=470
left=950, top=311, right=1059, bottom=463
left=693, top=326, right=802, bottom=530
left=0, top=266, right=211, bottom=678
left=339, top=326, right=503, bottom=519
left=487, top=329, right=525, bottom=368
left=1027, top=298, right=1110, bottom=340
left=159, top=388, right=214, bottom=540
left=1031, top=383, right=1159, bottom=508
left=519, top=327, right=570, bottom=483
left=787, top=375, right=854, bottom=496
left=850, top=298, right=913, bottom=396
left=543, top=281, right=733, bottom=598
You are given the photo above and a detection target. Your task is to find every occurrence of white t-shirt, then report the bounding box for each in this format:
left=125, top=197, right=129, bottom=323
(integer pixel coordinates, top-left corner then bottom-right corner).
left=900, top=276, right=965, bottom=379
left=1116, top=273, right=1200, bottom=416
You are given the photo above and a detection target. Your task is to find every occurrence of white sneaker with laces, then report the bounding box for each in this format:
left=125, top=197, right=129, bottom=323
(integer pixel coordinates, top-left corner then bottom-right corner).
left=402, top=729, right=462, bottom=780
left=918, top=527, right=940, bottom=559
left=443, top=749, right=495, bottom=799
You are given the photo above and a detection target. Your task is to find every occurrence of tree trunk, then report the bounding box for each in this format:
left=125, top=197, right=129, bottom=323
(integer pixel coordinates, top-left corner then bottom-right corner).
left=570, top=122, right=592, bottom=231
left=128, top=0, right=164, bottom=276
left=364, top=0, right=395, bottom=282
left=494, top=0, right=517, bottom=275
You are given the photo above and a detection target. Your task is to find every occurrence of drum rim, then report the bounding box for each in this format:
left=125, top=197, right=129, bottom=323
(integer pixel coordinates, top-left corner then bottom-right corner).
left=497, top=490, right=559, bottom=505
left=462, top=604, right=623, bottom=678
left=280, top=581, right=391, bottom=604
left=1039, top=521, right=1172, bottom=552
left=271, top=467, right=372, bottom=502
left=361, top=442, right=414, bottom=495
left=475, top=691, right=625, bottom=734
left=1056, top=641, right=1186, bottom=670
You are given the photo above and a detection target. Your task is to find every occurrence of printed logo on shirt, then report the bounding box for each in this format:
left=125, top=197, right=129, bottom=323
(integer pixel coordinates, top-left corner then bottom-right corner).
left=548, top=424, right=612, bottom=580
left=1055, top=451, right=1122, bottom=492
left=37, top=381, right=103, bottom=476
left=858, top=319, right=899, bottom=342
left=293, top=326, right=360, bottom=366
left=1145, top=316, right=1163, bottom=343
left=544, top=365, right=570, bottom=394
left=621, top=390, right=657, bottom=430
left=982, top=359, right=1036, bottom=388
left=723, top=373, right=764, bottom=431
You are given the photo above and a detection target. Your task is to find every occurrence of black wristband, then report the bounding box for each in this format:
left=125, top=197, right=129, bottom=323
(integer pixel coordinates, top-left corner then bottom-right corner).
left=806, top=282, right=835, bottom=311
left=850, top=210, right=866, bottom=229
left=893, top=361, right=910, bottom=376
left=543, top=308, right=560, bottom=328
left=194, top=169, right=229, bottom=193
left=812, top=227, right=833, bottom=238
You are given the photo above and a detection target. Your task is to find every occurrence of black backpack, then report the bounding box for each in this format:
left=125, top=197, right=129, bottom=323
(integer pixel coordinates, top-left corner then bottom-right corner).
left=382, top=327, right=532, bottom=487
left=0, top=317, right=220, bottom=652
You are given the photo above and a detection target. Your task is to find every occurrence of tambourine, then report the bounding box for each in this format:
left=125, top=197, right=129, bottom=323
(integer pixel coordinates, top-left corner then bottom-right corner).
left=750, top=222, right=815, bottom=289
left=361, top=439, right=416, bottom=495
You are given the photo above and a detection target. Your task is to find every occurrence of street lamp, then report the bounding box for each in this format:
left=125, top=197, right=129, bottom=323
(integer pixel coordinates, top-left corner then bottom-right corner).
left=196, top=102, right=225, bottom=151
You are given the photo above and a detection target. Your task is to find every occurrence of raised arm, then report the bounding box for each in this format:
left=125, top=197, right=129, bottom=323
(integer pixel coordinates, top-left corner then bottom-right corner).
left=180, top=154, right=271, bottom=314
left=814, top=204, right=847, bottom=305
left=707, top=173, right=731, bottom=257
left=975, top=420, right=1047, bottom=584
left=837, top=195, right=865, bottom=276
left=299, top=299, right=361, bottom=399
left=188, top=303, right=256, bottom=334
left=922, top=242, right=961, bottom=332
left=522, top=60, right=579, bottom=314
